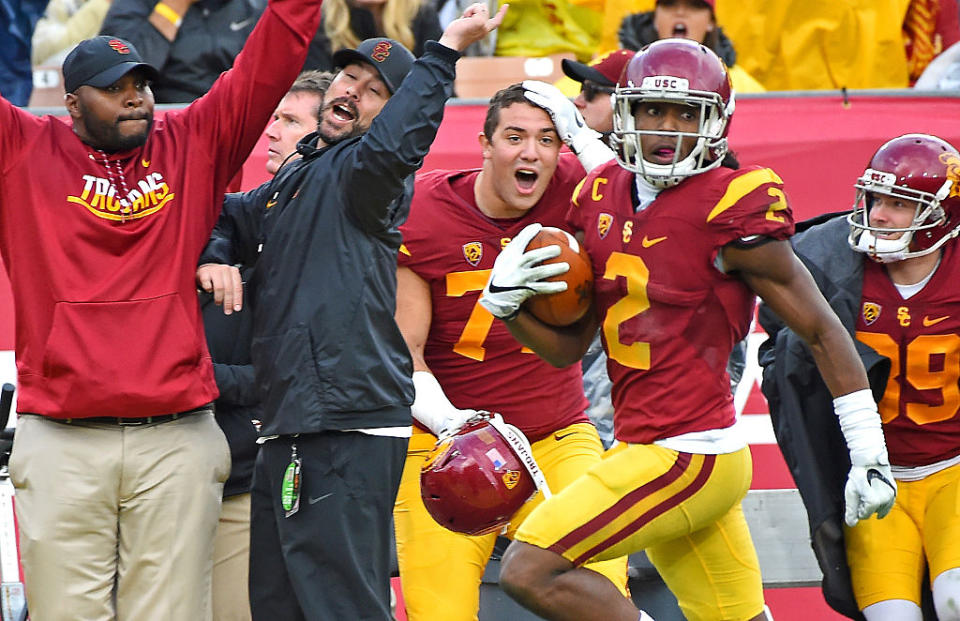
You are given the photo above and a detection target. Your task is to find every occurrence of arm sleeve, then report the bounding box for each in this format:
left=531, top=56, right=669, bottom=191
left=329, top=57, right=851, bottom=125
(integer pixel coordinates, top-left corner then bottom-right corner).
left=213, top=361, right=259, bottom=406
left=339, top=40, right=459, bottom=233
left=199, top=183, right=272, bottom=266
left=164, top=0, right=324, bottom=194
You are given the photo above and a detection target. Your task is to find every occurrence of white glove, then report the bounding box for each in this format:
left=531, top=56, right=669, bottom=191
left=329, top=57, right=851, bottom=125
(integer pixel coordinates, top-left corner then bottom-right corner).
left=411, top=371, right=478, bottom=438
left=522, top=80, right=614, bottom=173
left=479, top=223, right=569, bottom=320
left=835, top=389, right=897, bottom=527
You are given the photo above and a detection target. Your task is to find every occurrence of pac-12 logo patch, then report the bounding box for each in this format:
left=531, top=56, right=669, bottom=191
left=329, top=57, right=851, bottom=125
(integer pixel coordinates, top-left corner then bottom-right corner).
left=862, top=302, right=882, bottom=326
left=462, top=242, right=483, bottom=266
left=597, top=213, right=613, bottom=239
left=371, top=41, right=392, bottom=62
left=502, top=470, right=521, bottom=489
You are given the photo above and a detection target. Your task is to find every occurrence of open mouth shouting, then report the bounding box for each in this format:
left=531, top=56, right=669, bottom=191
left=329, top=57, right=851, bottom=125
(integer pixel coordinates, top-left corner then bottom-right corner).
left=671, top=22, right=689, bottom=37
left=514, top=168, right=539, bottom=195
left=324, top=97, right=359, bottom=127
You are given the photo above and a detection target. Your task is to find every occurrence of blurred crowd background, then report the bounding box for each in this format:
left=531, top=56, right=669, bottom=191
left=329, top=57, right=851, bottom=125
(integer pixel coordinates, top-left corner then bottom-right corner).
left=3, top=0, right=960, bottom=108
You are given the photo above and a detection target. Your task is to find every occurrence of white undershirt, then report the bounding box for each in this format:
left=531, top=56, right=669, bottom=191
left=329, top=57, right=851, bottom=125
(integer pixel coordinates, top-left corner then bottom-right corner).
left=892, top=255, right=940, bottom=299
left=634, top=175, right=661, bottom=212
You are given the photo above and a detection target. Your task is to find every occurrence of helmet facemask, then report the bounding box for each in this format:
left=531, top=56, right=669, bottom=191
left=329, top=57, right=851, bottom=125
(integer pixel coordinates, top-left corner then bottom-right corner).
left=611, top=78, right=734, bottom=188
left=848, top=169, right=954, bottom=263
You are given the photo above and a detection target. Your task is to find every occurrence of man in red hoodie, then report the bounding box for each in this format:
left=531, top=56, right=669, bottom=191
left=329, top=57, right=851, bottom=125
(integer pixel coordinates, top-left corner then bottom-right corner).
left=0, top=0, right=323, bottom=617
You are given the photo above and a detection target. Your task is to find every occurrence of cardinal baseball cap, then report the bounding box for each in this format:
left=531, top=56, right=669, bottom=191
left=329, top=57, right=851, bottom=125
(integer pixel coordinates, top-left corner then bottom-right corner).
left=331, top=37, right=415, bottom=95
left=562, top=49, right=636, bottom=88
left=63, top=36, right=159, bottom=93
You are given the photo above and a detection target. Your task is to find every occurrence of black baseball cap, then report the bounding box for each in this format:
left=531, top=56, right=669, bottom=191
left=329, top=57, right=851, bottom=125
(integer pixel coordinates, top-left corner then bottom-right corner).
left=331, top=37, right=415, bottom=95
left=562, top=49, right=636, bottom=88
left=63, top=36, right=159, bottom=93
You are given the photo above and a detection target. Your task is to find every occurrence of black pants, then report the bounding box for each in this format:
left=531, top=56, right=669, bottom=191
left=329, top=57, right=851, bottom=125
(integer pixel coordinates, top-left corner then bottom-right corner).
left=249, top=431, right=408, bottom=620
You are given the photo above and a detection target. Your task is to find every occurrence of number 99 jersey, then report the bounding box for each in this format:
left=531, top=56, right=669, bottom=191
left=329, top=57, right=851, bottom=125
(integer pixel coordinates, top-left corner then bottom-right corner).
left=856, top=242, right=960, bottom=467
left=568, top=160, right=795, bottom=444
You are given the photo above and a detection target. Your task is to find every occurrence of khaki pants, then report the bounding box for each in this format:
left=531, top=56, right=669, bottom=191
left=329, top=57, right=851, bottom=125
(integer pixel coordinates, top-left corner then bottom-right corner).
left=213, top=493, right=252, bottom=621
left=9, top=412, right=230, bottom=621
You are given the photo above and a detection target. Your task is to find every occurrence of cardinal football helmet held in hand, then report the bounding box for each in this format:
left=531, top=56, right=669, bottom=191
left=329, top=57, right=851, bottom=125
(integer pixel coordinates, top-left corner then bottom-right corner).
left=611, top=38, right=735, bottom=188
left=848, top=133, right=960, bottom=262
left=420, top=413, right=550, bottom=536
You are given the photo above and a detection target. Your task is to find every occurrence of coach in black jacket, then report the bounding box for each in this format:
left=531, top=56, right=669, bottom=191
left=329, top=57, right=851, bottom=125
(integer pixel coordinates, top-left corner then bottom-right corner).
left=199, top=7, right=504, bottom=619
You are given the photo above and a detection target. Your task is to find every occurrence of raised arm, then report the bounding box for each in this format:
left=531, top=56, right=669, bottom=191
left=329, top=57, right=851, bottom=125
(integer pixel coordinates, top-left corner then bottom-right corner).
left=343, top=3, right=507, bottom=231
left=724, top=239, right=896, bottom=526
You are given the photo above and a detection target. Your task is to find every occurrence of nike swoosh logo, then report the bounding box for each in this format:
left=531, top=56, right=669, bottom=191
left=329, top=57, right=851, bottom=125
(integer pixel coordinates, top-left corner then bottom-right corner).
left=308, top=492, right=333, bottom=505
left=488, top=283, right=533, bottom=294
left=923, top=315, right=950, bottom=327
left=141, top=158, right=150, bottom=167
left=553, top=431, right=577, bottom=441
left=266, top=200, right=277, bottom=209
left=866, top=469, right=895, bottom=491
left=641, top=235, right=667, bottom=248
left=229, top=17, right=254, bottom=31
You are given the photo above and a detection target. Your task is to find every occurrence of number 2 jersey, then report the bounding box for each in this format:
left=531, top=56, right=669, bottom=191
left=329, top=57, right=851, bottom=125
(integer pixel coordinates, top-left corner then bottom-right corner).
left=398, top=155, right=590, bottom=441
left=856, top=242, right=960, bottom=468
left=568, top=161, right=795, bottom=445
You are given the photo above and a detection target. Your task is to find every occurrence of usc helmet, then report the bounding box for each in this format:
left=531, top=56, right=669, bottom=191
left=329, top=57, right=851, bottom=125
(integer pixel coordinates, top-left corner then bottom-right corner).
left=420, top=413, right=550, bottom=536
left=848, top=134, right=960, bottom=262
left=611, top=38, right=735, bottom=188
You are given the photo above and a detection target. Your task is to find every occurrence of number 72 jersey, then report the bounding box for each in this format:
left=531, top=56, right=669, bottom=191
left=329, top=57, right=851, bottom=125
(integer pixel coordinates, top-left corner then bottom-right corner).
left=856, top=244, right=960, bottom=467
left=568, top=161, right=795, bottom=445
left=399, top=162, right=590, bottom=442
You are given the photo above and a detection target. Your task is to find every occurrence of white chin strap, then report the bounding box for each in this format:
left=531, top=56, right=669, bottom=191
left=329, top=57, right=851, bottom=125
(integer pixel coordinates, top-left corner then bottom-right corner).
left=640, top=150, right=700, bottom=188
left=487, top=414, right=552, bottom=498
left=855, top=229, right=912, bottom=263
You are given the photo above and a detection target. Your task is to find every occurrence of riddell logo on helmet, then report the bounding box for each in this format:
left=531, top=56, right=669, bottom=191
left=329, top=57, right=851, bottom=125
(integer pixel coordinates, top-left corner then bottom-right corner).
left=108, top=39, right=131, bottom=54
left=371, top=41, right=392, bottom=62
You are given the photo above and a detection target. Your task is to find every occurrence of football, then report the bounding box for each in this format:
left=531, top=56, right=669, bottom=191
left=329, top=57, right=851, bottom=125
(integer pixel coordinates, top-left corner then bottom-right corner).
left=522, top=227, right=594, bottom=326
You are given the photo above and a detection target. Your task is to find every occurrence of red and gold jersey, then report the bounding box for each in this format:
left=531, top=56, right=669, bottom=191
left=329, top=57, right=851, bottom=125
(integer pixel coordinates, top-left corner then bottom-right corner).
left=568, top=161, right=794, bottom=444
left=399, top=155, right=589, bottom=441
left=855, top=242, right=960, bottom=467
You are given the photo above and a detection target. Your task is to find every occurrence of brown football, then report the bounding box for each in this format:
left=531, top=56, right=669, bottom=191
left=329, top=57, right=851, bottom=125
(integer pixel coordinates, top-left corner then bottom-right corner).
left=522, top=227, right=594, bottom=326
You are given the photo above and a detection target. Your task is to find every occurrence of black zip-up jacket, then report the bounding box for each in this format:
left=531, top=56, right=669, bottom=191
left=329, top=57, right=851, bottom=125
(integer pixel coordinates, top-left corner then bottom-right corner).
left=758, top=215, right=938, bottom=619
left=201, top=40, right=459, bottom=436
left=200, top=274, right=260, bottom=498
left=100, top=0, right=266, bottom=103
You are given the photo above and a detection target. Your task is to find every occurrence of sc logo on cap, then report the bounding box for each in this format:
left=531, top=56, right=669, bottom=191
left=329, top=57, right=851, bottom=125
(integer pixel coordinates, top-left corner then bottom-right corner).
left=371, top=41, right=392, bottom=62
left=108, top=39, right=131, bottom=54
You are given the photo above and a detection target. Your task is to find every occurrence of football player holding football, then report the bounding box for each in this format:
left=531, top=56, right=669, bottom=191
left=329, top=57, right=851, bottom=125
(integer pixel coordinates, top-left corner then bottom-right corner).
left=480, top=39, right=896, bottom=621
left=760, top=134, right=960, bottom=621
left=393, top=82, right=629, bottom=621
